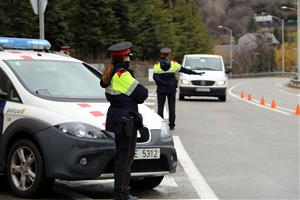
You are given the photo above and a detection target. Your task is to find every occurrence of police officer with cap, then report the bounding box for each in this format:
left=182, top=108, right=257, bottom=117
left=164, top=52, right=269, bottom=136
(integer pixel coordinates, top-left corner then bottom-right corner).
left=101, top=41, right=148, bottom=200
left=153, top=47, right=203, bottom=130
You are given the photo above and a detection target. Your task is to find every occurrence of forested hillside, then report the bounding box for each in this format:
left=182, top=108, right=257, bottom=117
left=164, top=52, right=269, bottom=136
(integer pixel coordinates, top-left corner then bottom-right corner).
left=0, top=0, right=296, bottom=62
left=0, top=0, right=212, bottom=61
left=197, top=0, right=296, bottom=38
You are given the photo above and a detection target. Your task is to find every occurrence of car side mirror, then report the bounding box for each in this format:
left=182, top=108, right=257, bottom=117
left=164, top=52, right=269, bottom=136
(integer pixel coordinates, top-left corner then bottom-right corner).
left=225, top=68, right=232, bottom=74
left=0, top=89, right=8, bottom=100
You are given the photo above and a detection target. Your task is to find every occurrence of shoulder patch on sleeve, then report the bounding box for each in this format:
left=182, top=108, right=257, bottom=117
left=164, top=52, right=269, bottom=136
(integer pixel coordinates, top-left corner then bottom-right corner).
left=116, top=68, right=127, bottom=77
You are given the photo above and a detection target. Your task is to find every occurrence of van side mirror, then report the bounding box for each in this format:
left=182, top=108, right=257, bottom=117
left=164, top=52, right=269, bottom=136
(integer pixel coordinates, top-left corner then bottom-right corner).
left=0, top=89, right=8, bottom=100
left=225, top=68, right=232, bottom=74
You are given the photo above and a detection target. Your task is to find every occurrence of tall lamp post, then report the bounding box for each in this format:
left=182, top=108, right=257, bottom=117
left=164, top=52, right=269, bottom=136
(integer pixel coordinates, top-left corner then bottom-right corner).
left=270, top=15, right=285, bottom=72
left=218, top=25, right=233, bottom=69
left=282, top=3, right=299, bottom=80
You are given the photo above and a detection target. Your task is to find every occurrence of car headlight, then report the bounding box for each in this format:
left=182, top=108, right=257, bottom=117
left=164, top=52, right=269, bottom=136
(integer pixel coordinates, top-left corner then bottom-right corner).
left=180, top=78, right=190, bottom=85
left=55, top=122, right=113, bottom=139
left=161, top=120, right=171, bottom=138
left=215, top=80, right=226, bottom=86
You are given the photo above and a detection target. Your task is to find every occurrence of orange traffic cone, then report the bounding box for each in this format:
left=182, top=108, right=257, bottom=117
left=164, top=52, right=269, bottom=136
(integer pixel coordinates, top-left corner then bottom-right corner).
left=247, top=94, right=252, bottom=101
left=240, top=92, right=244, bottom=99
left=295, top=104, right=300, bottom=116
left=260, top=97, right=266, bottom=105
left=271, top=99, right=277, bottom=109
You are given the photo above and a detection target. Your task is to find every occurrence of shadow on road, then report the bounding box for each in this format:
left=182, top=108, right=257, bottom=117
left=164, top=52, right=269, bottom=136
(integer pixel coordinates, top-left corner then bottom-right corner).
left=179, top=97, right=220, bottom=102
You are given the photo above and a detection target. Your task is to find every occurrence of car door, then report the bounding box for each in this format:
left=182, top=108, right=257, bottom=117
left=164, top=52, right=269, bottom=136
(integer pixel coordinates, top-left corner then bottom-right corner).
left=0, top=68, right=22, bottom=134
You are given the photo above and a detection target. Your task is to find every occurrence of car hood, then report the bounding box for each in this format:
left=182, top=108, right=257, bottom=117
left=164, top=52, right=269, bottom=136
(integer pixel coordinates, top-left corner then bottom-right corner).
left=180, top=71, right=226, bottom=81
left=26, top=97, right=163, bottom=130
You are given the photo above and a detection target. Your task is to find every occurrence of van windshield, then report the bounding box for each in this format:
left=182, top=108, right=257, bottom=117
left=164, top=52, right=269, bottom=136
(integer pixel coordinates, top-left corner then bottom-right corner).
left=184, top=57, right=223, bottom=71
left=6, top=60, right=105, bottom=100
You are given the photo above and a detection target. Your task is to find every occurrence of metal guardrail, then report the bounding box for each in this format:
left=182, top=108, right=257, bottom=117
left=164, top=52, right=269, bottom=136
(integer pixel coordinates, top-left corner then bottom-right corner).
left=228, top=72, right=296, bottom=78
left=289, top=78, right=300, bottom=88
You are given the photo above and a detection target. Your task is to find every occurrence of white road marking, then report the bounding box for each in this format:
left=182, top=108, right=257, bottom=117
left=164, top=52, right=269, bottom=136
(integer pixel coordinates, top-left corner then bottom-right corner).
left=173, top=136, right=218, bottom=200
left=144, top=102, right=155, bottom=106
left=159, top=176, right=178, bottom=187
left=229, top=82, right=292, bottom=116
left=275, top=81, right=300, bottom=97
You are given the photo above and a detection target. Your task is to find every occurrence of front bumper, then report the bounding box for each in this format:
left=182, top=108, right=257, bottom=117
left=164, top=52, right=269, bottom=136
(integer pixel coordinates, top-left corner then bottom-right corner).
left=36, top=127, right=115, bottom=180
left=179, top=86, right=226, bottom=97
left=100, top=129, right=177, bottom=178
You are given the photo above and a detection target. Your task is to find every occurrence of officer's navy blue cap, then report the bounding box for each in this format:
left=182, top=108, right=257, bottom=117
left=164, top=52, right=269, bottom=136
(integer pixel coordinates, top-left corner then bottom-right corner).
left=61, top=45, right=70, bottom=49
left=108, top=41, right=132, bottom=56
left=160, top=47, right=172, bottom=54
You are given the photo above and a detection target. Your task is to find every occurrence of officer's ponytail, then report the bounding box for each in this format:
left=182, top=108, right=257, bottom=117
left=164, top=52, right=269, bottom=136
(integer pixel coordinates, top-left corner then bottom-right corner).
left=102, top=64, right=114, bottom=86
left=101, top=55, right=125, bottom=86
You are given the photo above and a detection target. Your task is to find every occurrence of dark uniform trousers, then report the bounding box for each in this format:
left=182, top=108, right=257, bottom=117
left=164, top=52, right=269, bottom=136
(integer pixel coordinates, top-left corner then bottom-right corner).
left=157, top=92, right=176, bottom=128
left=114, top=127, right=137, bottom=200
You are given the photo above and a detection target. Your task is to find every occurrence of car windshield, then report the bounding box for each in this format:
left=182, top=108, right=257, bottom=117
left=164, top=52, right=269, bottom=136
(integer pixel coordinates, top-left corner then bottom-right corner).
left=6, top=60, right=105, bottom=100
left=184, top=57, right=222, bottom=71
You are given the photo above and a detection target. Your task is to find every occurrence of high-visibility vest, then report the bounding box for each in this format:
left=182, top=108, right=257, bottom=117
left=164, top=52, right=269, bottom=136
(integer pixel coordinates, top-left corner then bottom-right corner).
left=105, top=70, right=139, bottom=96
left=153, top=61, right=181, bottom=74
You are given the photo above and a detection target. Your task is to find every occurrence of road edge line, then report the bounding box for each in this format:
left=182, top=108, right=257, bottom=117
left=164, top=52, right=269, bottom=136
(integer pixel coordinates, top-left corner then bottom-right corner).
left=173, top=136, right=219, bottom=200
left=229, top=83, right=292, bottom=116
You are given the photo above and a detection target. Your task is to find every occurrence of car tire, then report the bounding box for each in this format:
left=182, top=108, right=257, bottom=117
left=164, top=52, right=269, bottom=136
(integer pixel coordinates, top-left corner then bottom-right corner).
left=6, top=139, right=54, bottom=198
left=130, top=176, right=164, bottom=190
left=218, top=95, right=226, bottom=102
left=179, top=94, right=185, bottom=101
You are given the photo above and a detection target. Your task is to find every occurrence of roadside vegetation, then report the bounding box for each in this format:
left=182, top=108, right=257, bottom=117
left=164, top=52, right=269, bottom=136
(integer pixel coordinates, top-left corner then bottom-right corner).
left=0, top=0, right=297, bottom=74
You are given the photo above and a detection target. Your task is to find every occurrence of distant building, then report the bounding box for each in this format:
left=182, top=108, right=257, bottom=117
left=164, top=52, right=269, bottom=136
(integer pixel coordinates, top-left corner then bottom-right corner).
left=238, top=32, right=279, bottom=48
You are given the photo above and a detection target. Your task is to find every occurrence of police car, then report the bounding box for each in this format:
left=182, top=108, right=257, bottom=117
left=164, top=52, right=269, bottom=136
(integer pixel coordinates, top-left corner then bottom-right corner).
left=0, top=37, right=177, bottom=198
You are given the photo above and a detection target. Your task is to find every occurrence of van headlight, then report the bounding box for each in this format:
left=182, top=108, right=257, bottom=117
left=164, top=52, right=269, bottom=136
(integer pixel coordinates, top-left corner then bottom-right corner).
left=180, top=77, right=190, bottom=85
left=55, top=122, right=113, bottom=139
left=215, top=80, right=226, bottom=86
left=161, top=121, right=171, bottom=138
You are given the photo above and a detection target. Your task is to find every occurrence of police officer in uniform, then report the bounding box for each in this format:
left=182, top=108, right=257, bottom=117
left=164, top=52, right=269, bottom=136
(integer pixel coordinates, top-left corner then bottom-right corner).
left=153, top=47, right=203, bottom=130
left=100, top=41, right=148, bottom=200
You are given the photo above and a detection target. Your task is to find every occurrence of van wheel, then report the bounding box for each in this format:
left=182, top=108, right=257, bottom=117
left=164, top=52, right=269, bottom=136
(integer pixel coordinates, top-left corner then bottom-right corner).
left=219, top=95, right=226, bottom=102
left=179, top=94, right=185, bottom=100
left=6, top=139, right=54, bottom=198
left=130, top=176, right=164, bottom=190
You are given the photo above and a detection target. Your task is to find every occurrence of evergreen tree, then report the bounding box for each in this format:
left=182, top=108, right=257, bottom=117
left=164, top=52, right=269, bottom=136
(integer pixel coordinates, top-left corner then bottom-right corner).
left=247, top=16, right=257, bottom=33
left=45, top=0, right=72, bottom=51
left=69, top=0, right=119, bottom=60
left=131, top=0, right=176, bottom=60
left=172, top=0, right=213, bottom=60
left=0, top=0, right=38, bottom=38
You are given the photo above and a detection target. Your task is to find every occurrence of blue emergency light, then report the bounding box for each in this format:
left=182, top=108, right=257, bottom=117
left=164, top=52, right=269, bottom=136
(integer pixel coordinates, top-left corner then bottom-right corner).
left=0, top=37, right=51, bottom=50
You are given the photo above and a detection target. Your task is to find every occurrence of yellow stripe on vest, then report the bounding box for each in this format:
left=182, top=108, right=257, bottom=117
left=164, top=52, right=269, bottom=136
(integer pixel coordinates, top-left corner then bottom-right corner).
left=106, top=71, right=139, bottom=96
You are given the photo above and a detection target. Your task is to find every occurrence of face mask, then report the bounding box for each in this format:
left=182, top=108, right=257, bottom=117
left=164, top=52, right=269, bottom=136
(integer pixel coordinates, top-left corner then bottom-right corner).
left=123, top=61, right=130, bottom=70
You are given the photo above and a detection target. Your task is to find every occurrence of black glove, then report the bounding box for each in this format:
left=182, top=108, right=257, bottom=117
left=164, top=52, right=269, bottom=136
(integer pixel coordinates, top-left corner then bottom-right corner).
left=196, top=72, right=205, bottom=76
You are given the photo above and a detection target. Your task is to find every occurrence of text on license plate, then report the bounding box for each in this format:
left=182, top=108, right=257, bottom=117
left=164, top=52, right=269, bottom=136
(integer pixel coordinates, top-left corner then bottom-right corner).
left=196, top=87, right=210, bottom=92
left=134, top=148, right=160, bottom=160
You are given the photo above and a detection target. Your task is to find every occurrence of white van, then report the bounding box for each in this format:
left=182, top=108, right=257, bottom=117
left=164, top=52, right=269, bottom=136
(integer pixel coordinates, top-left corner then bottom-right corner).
left=178, top=54, right=230, bottom=102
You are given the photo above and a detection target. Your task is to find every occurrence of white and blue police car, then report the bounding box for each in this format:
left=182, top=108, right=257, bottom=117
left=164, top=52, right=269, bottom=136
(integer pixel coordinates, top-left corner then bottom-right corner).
left=0, top=37, right=177, bottom=198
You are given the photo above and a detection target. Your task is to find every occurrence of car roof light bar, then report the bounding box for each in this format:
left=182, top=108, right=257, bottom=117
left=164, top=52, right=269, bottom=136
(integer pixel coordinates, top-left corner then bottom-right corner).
left=0, top=37, right=51, bottom=50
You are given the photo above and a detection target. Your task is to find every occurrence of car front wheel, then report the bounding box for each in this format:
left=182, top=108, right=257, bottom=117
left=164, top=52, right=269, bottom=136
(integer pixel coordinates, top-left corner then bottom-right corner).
left=130, top=176, right=164, bottom=190
left=6, top=139, right=54, bottom=198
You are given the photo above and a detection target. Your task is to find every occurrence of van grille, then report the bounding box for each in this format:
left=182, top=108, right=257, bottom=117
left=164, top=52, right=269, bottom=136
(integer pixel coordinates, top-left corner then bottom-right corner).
left=191, top=80, right=215, bottom=86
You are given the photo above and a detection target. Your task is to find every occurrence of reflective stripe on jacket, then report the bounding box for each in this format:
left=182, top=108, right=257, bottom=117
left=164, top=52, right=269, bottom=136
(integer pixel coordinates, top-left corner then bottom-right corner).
left=153, top=61, right=181, bottom=74
left=106, top=70, right=139, bottom=96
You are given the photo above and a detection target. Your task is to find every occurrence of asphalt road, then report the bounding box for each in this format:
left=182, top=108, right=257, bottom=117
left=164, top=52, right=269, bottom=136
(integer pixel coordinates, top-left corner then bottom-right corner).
left=0, top=77, right=299, bottom=200
left=175, top=77, right=299, bottom=199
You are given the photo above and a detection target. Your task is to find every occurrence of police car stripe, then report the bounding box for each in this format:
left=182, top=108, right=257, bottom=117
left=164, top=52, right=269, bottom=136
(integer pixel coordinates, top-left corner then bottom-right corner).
left=9, top=50, right=21, bottom=54
left=78, top=103, right=91, bottom=108
left=90, top=111, right=104, bottom=117
left=0, top=101, right=6, bottom=134
left=20, top=55, right=33, bottom=60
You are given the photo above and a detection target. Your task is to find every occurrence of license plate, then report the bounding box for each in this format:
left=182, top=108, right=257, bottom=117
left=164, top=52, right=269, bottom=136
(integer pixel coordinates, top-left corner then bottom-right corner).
left=196, top=87, right=210, bottom=92
left=134, top=148, right=160, bottom=160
